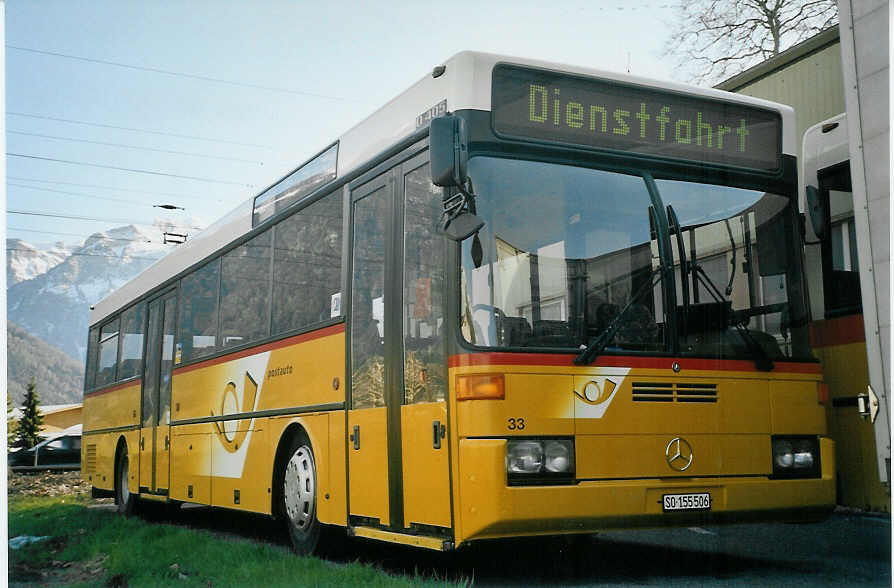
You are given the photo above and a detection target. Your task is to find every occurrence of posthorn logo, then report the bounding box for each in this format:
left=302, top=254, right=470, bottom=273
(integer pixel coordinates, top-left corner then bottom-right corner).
left=213, top=371, right=258, bottom=453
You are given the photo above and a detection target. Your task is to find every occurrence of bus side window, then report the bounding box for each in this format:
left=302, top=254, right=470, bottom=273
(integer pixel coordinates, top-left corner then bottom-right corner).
left=117, top=302, right=146, bottom=381
left=272, top=191, right=344, bottom=334
left=403, top=165, right=446, bottom=404
left=178, top=259, right=221, bottom=362
left=96, top=318, right=120, bottom=387
left=84, top=326, right=100, bottom=392
left=219, top=230, right=272, bottom=348
left=819, top=163, right=861, bottom=317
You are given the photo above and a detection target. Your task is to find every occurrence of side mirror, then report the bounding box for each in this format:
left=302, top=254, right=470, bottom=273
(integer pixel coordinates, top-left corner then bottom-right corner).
left=442, top=211, right=485, bottom=242
left=805, top=185, right=827, bottom=241
left=430, top=114, right=469, bottom=187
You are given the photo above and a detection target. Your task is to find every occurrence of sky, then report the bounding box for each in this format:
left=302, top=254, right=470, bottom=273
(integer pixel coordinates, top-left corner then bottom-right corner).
left=4, top=0, right=680, bottom=251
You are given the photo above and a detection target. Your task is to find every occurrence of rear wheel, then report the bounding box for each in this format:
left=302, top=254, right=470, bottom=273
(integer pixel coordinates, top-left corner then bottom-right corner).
left=115, top=446, right=137, bottom=515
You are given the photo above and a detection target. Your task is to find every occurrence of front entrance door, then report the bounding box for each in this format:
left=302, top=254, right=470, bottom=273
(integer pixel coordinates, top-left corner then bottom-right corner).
left=348, top=170, right=394, bottom=525
left=347, top=148, right=451, bottom=532
left=139, top=291, right=176, bottom=494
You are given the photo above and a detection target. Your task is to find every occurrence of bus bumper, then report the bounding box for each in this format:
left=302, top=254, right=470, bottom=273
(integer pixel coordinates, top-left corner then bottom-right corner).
left=456, top=437, right=836, bottom=544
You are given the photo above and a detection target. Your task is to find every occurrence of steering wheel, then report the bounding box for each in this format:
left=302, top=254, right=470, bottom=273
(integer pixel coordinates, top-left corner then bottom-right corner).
left=470, top=304, right=505, bottom=320
left=469, top=304, right=505, bottom=344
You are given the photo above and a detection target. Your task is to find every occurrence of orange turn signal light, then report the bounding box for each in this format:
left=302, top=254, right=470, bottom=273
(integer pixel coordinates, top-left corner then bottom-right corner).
left=817, top=382, right=830, bottom=405
left=456, top=374, right=505, bottom=401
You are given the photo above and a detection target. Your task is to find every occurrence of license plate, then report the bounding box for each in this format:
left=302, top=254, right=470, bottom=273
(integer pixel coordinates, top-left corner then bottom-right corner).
left=662, top=492, right=711, bottom=511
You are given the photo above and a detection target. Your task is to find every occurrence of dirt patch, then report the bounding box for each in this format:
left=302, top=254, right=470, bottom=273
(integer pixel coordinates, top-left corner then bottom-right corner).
left=9, top=554, right=110, bottom=587
left=8, top=470, right=91, bottom=497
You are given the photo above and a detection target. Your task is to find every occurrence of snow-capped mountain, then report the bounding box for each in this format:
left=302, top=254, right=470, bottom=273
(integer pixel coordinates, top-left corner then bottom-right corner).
left=7, top=221, right=192, bottom=361
left=6, top=239, right=72, bottom=285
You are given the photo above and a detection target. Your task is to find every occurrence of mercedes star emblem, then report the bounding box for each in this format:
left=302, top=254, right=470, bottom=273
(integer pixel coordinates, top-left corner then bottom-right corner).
left=665, top=437, right=694, bottom=471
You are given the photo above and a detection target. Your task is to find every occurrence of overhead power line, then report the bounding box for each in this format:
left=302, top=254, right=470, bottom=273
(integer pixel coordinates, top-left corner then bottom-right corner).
left=7, top=248, right=164, bottom=261
left=9, top=182, right=155, bottom=207
left=8, top=130, right=265, bottom=165
left=8, top=175, right=214, bottom=201
left=7, top=208, right=204, bottom=230
left=7, top=226, right=156, bottom=244
left=7, top=180, right=227, bottom=206
left=7, top=153, right=255, bottom=187
left=7, top=111, right=273, bottom=149
left=7, top=45, right=354, bottom=101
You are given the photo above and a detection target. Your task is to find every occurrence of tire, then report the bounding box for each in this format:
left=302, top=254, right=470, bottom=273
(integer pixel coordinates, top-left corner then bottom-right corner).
left=280, top=436, right=324, bottom=555
left=115, top=445, right=137, bottom=515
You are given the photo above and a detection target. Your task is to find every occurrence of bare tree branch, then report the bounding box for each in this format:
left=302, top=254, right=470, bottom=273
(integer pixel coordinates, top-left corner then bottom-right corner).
left=663, top=0, right=838, bottom=85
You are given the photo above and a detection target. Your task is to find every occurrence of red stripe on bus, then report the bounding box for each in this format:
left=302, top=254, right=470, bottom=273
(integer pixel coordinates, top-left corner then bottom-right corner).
left=173, top=322, right=346, bottom=375
left=809, top=314, right=865, bottom=348
left=447, top=352, right=822, bottom=374
left=84, top=379, right=139, bottom=398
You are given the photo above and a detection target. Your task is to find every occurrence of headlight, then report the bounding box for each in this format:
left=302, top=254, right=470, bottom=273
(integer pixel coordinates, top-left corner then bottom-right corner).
left=506, top=439, right=575, bottom=484
left=793, top=439, right=815, bottom=469
left=773, top=439, right=794, bottom=469
left=544, top=440, right=573, bottom=473
left=506, top=441, right=543, bottom=474
left=771, top=436, right=820, bottom=478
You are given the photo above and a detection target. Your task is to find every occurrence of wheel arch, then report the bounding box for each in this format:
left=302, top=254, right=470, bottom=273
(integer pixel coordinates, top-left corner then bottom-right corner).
left=113, top=436, right=129, bottom=478
left=113, top=435, right=130, bottom=505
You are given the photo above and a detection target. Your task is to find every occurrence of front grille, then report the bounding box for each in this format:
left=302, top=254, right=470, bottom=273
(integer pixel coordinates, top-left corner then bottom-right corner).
left=676, top=383, right=719, bottom=402
left=85, top=444, right=97, bottom=473
left=631, top=382, right=674, bottom=402
left=632, top=382, right=717, bottom=403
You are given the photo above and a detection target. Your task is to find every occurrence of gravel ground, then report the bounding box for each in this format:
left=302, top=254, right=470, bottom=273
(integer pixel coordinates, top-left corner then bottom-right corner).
left=8, top=470, right=90, bottom=497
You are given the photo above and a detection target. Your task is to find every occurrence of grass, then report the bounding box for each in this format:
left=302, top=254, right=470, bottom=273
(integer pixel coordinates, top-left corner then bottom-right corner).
left=8, top=495, right=461, bottom=587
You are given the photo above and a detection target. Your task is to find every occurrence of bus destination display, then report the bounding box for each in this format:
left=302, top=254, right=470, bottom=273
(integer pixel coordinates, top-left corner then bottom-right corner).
left=492, top=64, right=781, bottom=171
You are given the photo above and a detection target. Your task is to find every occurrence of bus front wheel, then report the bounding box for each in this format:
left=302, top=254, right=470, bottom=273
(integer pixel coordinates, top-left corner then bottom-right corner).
left=281, top=437, right=322, bottom=554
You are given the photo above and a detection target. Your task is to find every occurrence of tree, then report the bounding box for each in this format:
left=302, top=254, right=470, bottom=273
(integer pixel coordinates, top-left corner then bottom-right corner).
left=16, top=378, right=44, bottom=449
left=7, top=394, right=18, bottom=451
left=664, top=0, right=839, bottom=85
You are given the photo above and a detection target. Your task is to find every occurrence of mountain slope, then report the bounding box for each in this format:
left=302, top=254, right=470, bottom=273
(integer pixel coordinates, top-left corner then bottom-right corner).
left=7, top=224, right=180, bottom=360
left=7, top=321, right=85, bottom=405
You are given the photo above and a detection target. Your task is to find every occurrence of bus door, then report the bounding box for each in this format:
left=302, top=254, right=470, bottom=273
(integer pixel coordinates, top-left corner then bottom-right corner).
left=348, top=149, right=451, bottom=532
left=139, top=290, right=177, bottom=495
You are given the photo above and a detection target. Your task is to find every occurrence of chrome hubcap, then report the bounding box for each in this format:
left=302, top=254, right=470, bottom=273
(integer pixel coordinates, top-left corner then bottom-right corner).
left=283, top=446, right=315, bottom=534
left=119, top=454, right=130, bottom=503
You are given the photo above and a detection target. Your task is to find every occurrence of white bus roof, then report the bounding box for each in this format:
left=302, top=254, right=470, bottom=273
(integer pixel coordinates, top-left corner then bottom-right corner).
left=802, top=113, right=849, bottom=177
left=91, top=51, right=798, bottom=325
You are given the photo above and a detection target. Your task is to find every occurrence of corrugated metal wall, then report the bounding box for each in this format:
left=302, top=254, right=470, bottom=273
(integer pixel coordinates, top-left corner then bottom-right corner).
left=724, top=42, right=845, bottom=157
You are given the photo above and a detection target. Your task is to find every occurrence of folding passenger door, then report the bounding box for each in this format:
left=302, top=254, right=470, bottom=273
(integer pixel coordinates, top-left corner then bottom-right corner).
left=139, top=290, right=177, bottom=495
left=347, top=148, right=452, bottom=533
left=348, top=169, right=394, bottom=525
left=398, top=154, right=451, bottom=530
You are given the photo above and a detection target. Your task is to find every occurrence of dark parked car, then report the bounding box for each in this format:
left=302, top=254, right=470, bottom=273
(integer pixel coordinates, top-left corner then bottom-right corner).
left=9, top=433, right=81, bottom=471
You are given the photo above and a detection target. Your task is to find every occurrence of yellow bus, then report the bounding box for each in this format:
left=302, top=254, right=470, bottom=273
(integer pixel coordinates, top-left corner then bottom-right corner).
left=82, top=52, right=835, bottom=554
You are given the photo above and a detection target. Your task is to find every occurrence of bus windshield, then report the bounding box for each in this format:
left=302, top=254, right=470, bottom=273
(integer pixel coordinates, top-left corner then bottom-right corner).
left=459, top=156, right=811, bottom=361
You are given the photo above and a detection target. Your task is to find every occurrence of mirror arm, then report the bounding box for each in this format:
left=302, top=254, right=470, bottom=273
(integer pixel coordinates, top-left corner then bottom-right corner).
left=440, top=179, right=477, bottom=232
left=804, top=184, right=827, bottom=242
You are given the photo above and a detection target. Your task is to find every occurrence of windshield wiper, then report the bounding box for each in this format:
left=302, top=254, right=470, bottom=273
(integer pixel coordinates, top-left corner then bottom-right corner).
left=574, top=266, right=663, bottom=366
left=689, top=254, right=775, bottom=372
left=667, top=205, right=690, bottom=333
left=724, top=219, right=736, bottom=296
left=665, top=206, right=771, bottom=371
